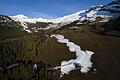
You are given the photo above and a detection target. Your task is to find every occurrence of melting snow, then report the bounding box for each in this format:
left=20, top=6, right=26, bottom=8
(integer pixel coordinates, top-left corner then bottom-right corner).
left=51, top=34, right=94, bottom=77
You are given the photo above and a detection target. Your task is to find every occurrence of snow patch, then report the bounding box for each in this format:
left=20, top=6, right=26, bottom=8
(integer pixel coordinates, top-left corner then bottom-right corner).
left=51, top=34, right=94, bottom=77
left=51, top=10, right=86, bottom=23
left=12, top=14, right=28, bottom=19
left=33, top=64, right=38, bottom=70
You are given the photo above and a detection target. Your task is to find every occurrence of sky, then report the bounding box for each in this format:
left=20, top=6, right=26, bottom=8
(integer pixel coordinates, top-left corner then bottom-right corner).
left=0, top=0, right=112, bottom=19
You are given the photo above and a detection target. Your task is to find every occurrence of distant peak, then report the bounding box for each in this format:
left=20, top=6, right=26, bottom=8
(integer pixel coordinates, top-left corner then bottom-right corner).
left=12, top=14, right=28, bottom=19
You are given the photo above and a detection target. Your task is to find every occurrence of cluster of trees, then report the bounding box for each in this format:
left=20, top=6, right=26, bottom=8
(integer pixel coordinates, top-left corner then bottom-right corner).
left=0, top=32, right=51, bottom=80
left=0, top=33, right=46, bottom=64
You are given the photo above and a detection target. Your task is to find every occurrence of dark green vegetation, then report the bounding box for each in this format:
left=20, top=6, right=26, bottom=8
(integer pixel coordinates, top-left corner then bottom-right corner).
left=0, top=25, right=27, bottom=41
left=0, top=33, right=46, bottom=64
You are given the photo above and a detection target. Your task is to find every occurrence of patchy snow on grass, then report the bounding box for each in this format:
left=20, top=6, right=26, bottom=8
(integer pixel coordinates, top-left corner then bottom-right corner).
left=7, top=64, right=19, bottom=69
left=51, top=34, right=94, bottom=77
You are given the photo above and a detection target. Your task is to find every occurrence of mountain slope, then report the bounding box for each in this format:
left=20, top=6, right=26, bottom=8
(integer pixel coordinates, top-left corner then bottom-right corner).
left=0, top=14, right=28, bottom=40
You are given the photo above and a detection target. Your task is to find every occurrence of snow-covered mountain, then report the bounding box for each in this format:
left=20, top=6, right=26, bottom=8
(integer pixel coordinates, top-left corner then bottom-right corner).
left=1, top=0, right=119, bottom=33
left=11, top=0, right=120, bottom=23
left=52, top=0, right=120, bottom=23
left=11, top=14, right=52, bottom=23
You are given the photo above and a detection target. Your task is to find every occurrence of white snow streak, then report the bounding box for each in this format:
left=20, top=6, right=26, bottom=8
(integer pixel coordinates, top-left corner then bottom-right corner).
left=51, top=34, right=94, bottom=77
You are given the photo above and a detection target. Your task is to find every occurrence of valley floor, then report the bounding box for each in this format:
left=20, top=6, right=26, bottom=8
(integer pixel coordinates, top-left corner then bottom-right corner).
left=0, top=28, right=120, bottom=80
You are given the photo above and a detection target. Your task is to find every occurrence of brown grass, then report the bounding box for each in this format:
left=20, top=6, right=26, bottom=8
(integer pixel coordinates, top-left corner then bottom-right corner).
left=51, top=29, right=120, bottom=80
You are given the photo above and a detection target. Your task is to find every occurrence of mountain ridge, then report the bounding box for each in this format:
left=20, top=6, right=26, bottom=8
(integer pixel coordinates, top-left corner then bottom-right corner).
left=0, top=0, right=120, bottom=33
